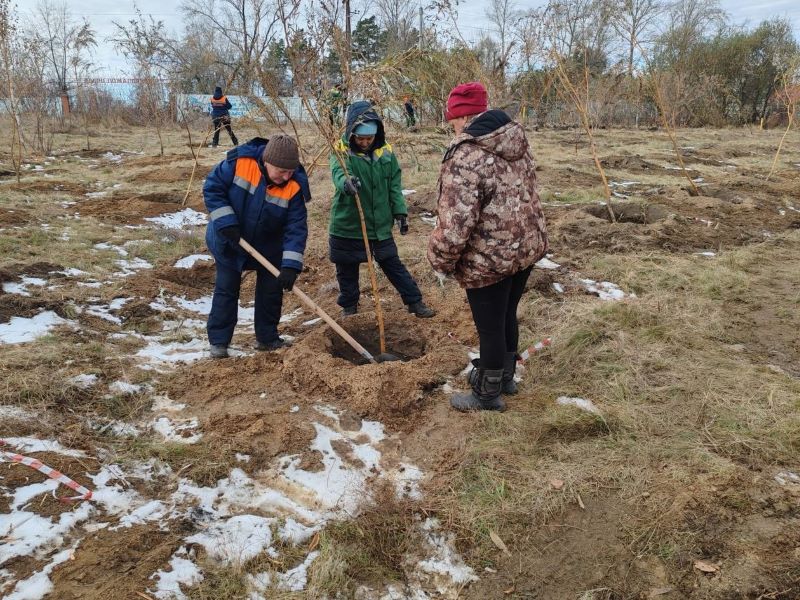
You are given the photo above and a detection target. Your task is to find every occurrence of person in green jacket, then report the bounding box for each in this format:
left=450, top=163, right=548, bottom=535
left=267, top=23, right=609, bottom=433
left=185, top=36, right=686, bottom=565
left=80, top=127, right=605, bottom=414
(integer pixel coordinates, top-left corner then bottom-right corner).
left=329, top=100, right=435, bottom=318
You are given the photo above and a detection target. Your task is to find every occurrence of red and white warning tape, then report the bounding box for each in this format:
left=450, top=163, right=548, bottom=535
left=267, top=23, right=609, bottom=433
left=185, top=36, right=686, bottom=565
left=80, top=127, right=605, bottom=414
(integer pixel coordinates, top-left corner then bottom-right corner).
left=0, top=441, right=93, bottom=502
left=519, top=337, right=552, bottom=362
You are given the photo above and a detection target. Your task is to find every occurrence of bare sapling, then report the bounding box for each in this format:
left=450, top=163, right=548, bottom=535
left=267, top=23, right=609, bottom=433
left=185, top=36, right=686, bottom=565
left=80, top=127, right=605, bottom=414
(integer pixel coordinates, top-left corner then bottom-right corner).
left=635, top=39, right=700, bottom=196
left=551, top=49, right=617, bottom=222
left=766, top=57, right=799, bottom=182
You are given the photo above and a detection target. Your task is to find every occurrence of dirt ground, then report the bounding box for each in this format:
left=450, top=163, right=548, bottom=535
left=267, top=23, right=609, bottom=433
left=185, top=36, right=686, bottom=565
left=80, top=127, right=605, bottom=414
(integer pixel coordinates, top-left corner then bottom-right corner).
left=1, top=121, right=799, bottom=599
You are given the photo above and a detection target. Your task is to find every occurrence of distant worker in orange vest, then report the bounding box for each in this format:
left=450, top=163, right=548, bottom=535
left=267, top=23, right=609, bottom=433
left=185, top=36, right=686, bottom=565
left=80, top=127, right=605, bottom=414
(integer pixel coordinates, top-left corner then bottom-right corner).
left=210, top=86, right=238, bottom=148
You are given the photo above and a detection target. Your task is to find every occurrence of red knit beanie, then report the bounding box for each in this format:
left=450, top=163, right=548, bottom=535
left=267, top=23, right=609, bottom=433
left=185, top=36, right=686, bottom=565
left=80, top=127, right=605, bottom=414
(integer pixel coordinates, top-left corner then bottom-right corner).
left=445, top=82, right=488, bottom=120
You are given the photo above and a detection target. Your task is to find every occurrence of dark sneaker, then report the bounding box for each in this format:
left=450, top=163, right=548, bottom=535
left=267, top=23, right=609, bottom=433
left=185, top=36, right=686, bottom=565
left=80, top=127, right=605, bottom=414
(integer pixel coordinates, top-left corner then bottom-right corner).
left=255, top=337, right=291, bottom=351
left=342, top=305, right=357, bottom=316
left=407, top=301, right=435, bottom=318
left=209, top=344, right=228, bottom=359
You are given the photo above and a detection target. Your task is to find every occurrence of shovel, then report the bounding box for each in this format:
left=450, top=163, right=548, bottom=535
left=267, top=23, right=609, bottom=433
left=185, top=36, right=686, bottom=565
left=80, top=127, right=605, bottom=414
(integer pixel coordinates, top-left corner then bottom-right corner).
left=239, top=239, right=398, bottom=364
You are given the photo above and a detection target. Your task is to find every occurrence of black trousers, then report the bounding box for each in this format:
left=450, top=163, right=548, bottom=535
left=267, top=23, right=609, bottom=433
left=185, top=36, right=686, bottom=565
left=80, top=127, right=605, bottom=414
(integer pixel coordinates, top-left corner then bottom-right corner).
left=212, top=116, right=238, bottom=146
left=465, top=266, right=532, bottom=371
left=329, top=236, right=422, bottom=308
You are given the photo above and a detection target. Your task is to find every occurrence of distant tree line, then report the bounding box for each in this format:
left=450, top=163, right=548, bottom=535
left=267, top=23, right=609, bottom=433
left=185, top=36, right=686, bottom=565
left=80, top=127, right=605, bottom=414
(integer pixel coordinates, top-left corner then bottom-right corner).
left=0, top=0, right=798, bottom=134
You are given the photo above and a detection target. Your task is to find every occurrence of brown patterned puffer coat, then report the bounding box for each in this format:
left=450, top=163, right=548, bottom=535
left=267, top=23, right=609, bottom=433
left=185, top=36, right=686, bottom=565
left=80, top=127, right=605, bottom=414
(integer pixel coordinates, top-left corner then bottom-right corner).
left=427, top=110, right=548, bottom=289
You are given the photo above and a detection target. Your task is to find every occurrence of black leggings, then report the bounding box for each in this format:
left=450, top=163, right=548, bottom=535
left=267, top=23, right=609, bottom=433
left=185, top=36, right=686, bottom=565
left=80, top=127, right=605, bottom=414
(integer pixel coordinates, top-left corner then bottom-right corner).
left=465, top=266, right=532, bottom=370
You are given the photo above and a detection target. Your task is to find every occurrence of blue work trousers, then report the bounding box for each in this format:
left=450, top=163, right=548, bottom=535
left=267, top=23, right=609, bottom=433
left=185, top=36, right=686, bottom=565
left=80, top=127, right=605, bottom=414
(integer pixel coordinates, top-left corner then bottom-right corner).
left=207, top=255, right=283, bottom=346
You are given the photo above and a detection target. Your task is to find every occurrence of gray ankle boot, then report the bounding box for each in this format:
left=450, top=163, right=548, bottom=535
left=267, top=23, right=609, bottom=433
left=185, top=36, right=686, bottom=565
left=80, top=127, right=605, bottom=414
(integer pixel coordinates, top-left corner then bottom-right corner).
left=450, top=361, right=505, bottom=412
left=502, top=352, right=519, bottom=395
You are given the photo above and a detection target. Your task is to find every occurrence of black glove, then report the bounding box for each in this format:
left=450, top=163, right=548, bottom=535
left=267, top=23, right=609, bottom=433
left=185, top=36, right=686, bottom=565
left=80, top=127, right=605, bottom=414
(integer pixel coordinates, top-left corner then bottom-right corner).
left=395, top=215, right=409, bottom=235
left=343, top=176, right=361, bottom=196
left=219, top=225, right=241, bottom=244
left=276, top=267, right=299, bottom=291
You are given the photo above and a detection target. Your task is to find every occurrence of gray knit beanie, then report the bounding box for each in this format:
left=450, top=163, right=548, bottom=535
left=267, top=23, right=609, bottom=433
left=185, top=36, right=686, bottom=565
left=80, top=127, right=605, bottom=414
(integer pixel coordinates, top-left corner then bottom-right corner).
left=262, top=135, right=300, bottom=170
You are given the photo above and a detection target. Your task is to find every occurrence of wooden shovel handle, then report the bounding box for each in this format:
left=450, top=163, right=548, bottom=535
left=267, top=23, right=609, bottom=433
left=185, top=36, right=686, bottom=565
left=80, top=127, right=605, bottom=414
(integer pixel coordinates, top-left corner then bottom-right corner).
left=238, top=239, right=376, bottom=364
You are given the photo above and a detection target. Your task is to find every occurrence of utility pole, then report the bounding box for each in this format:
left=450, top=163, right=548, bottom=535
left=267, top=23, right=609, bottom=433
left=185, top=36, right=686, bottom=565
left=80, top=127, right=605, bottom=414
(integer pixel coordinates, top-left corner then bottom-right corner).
left=418, top=5, right=423, bottom=50
left=344, top=0, right=351, bottom=57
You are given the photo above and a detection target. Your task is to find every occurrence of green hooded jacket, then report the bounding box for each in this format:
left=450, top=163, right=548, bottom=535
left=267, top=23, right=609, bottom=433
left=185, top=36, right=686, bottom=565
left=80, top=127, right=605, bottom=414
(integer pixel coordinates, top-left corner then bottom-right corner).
left=329, top=101, right=407, bottom=240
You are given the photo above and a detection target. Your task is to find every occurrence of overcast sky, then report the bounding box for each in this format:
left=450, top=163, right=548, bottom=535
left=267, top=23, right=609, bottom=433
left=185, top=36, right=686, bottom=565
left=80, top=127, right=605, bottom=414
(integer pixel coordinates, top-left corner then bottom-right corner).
left=24, top=0, right=800, bottom=77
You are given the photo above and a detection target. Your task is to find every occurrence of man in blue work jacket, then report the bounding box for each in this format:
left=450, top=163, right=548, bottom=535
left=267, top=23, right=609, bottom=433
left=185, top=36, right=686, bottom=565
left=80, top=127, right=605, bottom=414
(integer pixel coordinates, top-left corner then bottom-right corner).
left=203, top=134, right=310, bottom=359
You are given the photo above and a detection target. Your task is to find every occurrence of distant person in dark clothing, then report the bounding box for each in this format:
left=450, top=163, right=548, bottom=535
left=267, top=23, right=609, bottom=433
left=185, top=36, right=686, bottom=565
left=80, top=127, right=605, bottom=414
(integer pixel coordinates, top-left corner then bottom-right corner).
left=210, top=86, right=238, bottom=148
left=403, top=96, right=416, bottom=128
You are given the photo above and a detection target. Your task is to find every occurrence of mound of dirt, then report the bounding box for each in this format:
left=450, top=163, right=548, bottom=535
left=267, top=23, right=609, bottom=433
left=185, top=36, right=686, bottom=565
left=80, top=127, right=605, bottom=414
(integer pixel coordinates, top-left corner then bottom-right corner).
left=585, top=202, right=672, bottom=224
left=125, top=154, right=193, bottom=168
left=282, top=314, right=465, bottom=427
left=0, top=295, right=68, bottom=324
left=154, top=262, right=216, bottom=289
left=78, top=192, right=183, bottom=222
left=601, top=155, right=660, bottom=172
left=0, top=208, right=29, bottom=226
left=9, top=180, right=90, bottom=195
left=134, top=166, right=209, bottom=184
left=49, top=525, right=182, bottom=600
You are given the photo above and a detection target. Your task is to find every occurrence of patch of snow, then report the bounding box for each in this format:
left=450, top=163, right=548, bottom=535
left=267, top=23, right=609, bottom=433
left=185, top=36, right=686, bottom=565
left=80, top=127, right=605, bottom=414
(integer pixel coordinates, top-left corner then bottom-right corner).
left=85, top=190, right=108, bottom=198
left=459, top=350, right=480, bottom=377
left=774, top=471, right=800, bottom=487
left=579, top=278, right=635, bottom=301
left=556, top=396, right=601, bottom=415
left=236, top=453, right=251, bottom=463
left=150, top=549, right=204, bottom=600
left=536, top=257, right=561, bottom=270
left=151, top=395, right=187, bottom=412
left=419, top=212, right=437, bottom=227
left=117, top=500, right=168, bottom=528
left=2, top=277, right=47, bottom=297
left=3, top=546, right=76, bottom=600
left=109, top=381, right=144, bottom=395
left=417, top=518, right=478, bottom=592
left=302, top=317, right=322, bottom=326
left=0, top=504, right=92, bottom=565
left=401, top=189, right=416, bottom=196
left=695, top=251, right=716, bottom=257
left=152, top=416, right=202, bottom=444
left=278, top=518, right=317, bottom=545
left=94, top=242, right=127, bottom=255
left=279, top=307, right=303, bottom=323
left=187, top=515, right=274, bottom=564
left=0, top=406, right=37, bottom=423
left=175, top=295, right=213, bottom=315
left=389, top=463, right=424, bottom=500
left=144, top=209, right=207, bottom=230
left=552, top=282, right=565, bottom=293
left=55, top=268, right=87, bottom=277
left=0, top=437, right=87, bottom=457
left=68, top=373, right=98, bottom=388
left=277, top=551, right=319, bottom=591
left=174, top=254, right=212, bottom=269
left=135, top=338, right=208, bottom=367
left=102, top=152, right=123, bottom=162
left=290, top=405, right=300, bottom=413
left=114, top=257, right=153, bottom=277
left=279, top=421, right=382, bottom=513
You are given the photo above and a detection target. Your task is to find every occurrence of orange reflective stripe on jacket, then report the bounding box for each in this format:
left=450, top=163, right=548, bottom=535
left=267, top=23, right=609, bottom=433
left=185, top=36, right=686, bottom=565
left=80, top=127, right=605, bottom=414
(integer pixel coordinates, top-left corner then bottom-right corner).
left=232, top=157, right=300, bottom=205
left=211, top=95, right=228, bottom=106
left=232, top=157, right=261, bottom=194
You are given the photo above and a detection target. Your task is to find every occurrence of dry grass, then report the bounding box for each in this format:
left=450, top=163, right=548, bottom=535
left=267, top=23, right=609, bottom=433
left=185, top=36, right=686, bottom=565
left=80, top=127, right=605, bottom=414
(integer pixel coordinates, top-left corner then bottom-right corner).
left=435, top=230, right=800, bottom=570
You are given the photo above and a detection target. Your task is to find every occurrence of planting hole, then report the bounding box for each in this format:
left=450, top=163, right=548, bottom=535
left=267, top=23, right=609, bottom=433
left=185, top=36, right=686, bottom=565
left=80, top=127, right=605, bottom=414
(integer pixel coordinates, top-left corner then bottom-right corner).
left=328, top=321, right=427, bottom=365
